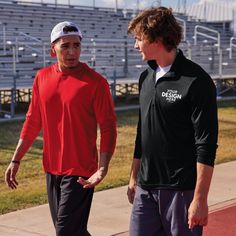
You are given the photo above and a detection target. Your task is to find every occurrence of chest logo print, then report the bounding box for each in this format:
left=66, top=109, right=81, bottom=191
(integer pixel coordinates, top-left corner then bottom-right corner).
left=161, top=89, right=182, bottom=103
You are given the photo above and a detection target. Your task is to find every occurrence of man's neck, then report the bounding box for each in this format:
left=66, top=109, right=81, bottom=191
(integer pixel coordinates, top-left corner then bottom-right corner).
left=155, top=49, right=177, bottom=68
left=57, top=63, right=79, bottom=72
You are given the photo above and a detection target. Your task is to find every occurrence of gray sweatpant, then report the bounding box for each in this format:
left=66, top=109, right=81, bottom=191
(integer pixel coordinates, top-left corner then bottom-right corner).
left=129, top=186, right=203, bottom=236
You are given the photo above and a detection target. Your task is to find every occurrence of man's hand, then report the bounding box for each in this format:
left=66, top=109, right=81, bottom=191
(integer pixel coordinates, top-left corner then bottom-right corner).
left=188, top=163, right=213, bottom=229
left=4, top=139, right=32, bottom=189
left=78, top=152, right=111, bottom=188
left=127, top=158, right=140, bottom=204
left=77, top=167, right=107, bottom=188
left=188, top=199, right=208, bottom=230
left=127, top=179, right=136, bottom=204
left=5, top=162, right=20, bottom=189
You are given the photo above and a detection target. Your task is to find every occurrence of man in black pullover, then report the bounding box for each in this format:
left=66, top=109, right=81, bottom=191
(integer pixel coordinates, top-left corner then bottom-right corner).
left=127, top=7, right=218, bottom=236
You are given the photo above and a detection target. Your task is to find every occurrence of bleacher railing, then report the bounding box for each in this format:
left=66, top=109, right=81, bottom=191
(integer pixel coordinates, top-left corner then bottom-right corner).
left=1, top=42, right=17, bottom=117
left=229, top=37, right=236, bottom=59
left=7, top=32, right=52, bottom=67
left=176, top=17, right=186, bottom=41
left=179, top=40, right=192, bottom=59
left=194, top=25, right=221, bottom=53
left=0, top=21, right=6, bottom=55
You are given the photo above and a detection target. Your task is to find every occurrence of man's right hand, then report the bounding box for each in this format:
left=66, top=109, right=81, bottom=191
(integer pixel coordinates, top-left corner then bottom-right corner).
left=127, top=179, right=136, bottom=204
left=127, top=158, right=140, bottom=204
left=5, top=162, right=20, bottom=189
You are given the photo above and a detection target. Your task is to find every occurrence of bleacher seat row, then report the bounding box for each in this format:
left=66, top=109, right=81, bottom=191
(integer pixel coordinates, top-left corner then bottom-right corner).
left=0, top=0, right=236, bottom=116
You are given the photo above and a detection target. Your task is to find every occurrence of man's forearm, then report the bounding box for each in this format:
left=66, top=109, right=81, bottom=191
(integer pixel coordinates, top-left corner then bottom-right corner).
left=130, top=158, right=141, bottom=182
left=12, top=138, right=33, bottom=162
left=98, top=152, right=112, bottom=177
left=5, top=138, right=33, bottom=189
left=193, top=162, right=214, bottom=201
left=188, top=162, right=214, bottom=229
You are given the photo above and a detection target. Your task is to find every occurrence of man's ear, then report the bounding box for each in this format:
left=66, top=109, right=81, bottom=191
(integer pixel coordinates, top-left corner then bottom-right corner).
left=50, top=44, right=56, bottom=58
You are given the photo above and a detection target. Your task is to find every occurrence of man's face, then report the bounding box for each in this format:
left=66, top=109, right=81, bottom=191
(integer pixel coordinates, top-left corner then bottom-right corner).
left=51, top=35, right=81, bottom=71
left=134, top=36, right=158, bottom=61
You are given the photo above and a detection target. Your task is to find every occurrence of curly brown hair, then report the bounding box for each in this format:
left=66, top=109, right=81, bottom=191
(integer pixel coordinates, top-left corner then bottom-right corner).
left=128, top=7, right=182, bottom=51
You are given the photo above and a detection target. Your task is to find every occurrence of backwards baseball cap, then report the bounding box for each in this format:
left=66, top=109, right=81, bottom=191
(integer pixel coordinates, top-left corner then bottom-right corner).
left=50, top=21, right=83, bottom=43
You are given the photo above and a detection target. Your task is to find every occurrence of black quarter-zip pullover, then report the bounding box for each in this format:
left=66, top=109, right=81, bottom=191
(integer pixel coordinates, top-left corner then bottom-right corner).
left=134, top=49, right=218, bottom=190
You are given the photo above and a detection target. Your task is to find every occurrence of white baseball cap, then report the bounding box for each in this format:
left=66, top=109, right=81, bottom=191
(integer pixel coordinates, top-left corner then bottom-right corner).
left=50, top=21, right=83, bottom=43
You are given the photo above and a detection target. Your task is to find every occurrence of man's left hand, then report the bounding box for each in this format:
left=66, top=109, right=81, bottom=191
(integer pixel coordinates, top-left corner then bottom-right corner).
left=188, top=199, right=208, bottom=230
left=77, top=168, right=107, bottom=188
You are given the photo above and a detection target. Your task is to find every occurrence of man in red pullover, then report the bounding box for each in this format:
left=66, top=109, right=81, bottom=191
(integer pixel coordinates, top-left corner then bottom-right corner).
left=5, top=21, right=117, bottom=236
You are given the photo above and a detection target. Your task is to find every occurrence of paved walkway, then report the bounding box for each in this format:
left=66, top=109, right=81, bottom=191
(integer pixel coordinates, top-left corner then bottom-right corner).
left=0, top=161, right=236, bottom=236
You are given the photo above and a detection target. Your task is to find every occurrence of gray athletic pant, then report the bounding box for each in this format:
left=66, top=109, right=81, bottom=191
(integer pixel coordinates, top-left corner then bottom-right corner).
left=129, top=186, right=203, bottom=236
left=46, top=173, right=94, bottom=236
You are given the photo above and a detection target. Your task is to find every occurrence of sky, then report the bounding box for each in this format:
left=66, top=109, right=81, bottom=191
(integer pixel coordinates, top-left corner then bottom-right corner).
left=19, top=0, right=236, bottom=9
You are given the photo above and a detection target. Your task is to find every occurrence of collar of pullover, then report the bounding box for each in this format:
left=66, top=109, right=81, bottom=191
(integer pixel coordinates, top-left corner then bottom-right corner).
left=54, top=62, right=85, bottom=76
left=147, top=49, right=185, bottom=78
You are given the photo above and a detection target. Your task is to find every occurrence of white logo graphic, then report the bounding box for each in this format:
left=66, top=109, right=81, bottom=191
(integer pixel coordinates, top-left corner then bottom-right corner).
left=161, top=89, right=182, bottom=103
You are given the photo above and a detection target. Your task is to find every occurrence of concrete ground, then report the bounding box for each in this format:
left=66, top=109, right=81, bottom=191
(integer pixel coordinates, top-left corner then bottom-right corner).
left=0, top=161, right=236, bottom=236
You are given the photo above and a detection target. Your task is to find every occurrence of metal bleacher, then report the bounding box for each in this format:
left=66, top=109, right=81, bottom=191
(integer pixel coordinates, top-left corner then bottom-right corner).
left=0, top=0, right=236, bottom=117
left=0, top=0, right=146, bottom=117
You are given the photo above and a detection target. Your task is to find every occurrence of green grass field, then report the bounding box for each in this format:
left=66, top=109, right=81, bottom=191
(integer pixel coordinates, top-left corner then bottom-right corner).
left=0, top=101, right=236, bottom=214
